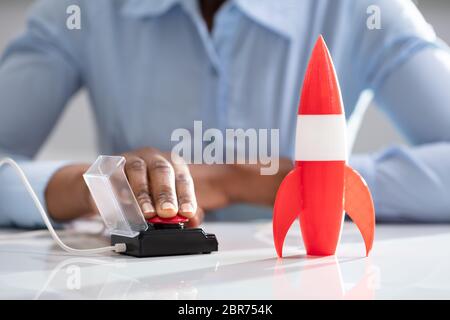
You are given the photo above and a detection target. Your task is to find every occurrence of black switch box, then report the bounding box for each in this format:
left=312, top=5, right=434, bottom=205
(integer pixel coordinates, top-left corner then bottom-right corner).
left=111, top=223, right=218, bottom=257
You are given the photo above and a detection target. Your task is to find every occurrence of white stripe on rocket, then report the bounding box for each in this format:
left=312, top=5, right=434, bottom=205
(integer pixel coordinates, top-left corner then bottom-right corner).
left=295, top=115, right=348, bottom=161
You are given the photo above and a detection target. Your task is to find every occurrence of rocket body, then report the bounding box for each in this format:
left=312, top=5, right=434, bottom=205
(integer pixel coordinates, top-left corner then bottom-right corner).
left=297, top=161, right=345, bottom=256
left=273, top=36, right=375, bottom=257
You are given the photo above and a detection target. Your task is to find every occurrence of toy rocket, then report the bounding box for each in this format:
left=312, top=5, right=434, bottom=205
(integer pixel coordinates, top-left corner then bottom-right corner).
left=273, top=35, right=375, bottom=257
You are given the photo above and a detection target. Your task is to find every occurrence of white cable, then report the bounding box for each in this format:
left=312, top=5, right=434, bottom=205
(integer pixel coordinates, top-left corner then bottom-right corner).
left=0, top=157, right=126, bottom=254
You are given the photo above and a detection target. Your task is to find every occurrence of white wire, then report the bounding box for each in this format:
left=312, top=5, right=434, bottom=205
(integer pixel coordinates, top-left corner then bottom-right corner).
left=0, top=157, right=126, bottom=254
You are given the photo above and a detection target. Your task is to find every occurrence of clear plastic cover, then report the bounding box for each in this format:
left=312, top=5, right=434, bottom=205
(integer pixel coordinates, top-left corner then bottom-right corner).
left=83, top=155, right=148, bottom=238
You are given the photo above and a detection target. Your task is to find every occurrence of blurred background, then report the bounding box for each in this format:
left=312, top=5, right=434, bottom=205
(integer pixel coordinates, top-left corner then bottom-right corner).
left=0, top=0, right=449, bottom=161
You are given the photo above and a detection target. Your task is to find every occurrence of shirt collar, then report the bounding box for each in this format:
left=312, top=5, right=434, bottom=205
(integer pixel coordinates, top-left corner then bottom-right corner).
left=121, top=0, right=301, bottom=40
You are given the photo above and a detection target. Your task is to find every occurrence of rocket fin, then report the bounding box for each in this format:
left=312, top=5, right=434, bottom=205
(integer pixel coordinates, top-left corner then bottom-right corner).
left=344, top=165, right=375, bottom=256
left=273, top=167, right=302, bottom=258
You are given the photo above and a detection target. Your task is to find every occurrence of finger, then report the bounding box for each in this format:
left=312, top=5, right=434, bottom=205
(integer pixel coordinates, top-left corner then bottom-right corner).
left=172, top=156, right=197, bottom=219
left=147, top=155, right=178, bottom=218
left=123, top=155, right=155, bottom=218
left=186, top=207, right=204, bottom=228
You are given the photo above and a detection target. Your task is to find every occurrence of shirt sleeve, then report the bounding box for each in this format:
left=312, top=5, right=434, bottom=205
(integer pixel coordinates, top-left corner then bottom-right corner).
left=349, top=0, right=450, bottom=222
left=350, top=47, right=450, bottom=222
left=0, top=1, right=82, bottom=228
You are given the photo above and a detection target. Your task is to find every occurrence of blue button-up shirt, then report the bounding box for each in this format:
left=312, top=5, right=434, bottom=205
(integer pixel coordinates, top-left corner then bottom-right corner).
left=1, top=0, right=450, bottom=227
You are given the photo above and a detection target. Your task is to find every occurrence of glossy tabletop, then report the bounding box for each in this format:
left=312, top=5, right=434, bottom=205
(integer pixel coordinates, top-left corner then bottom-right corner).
left=1, top=221, right=449, bottom=299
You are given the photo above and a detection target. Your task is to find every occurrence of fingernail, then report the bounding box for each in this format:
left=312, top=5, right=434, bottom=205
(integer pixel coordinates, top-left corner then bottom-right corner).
left=161, top=202, right=176, bottom=211
left=142, top=202, right=155, bottom=213
left=144, top=212, right=156, bottom=219
left=180, top=203, right=194, bottom=213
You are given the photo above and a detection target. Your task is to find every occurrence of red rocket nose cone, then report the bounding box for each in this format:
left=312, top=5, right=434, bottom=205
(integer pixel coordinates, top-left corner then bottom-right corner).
left=298, top=35, right=344, bottom=115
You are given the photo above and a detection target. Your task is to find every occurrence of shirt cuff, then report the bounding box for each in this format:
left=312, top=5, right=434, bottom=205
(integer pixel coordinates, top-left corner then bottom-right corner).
left=0, top=160, right=70, bottom=229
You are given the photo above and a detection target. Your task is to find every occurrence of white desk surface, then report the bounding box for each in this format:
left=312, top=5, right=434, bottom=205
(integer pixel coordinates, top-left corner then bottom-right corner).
left=0, top=221, right=449, bottom=299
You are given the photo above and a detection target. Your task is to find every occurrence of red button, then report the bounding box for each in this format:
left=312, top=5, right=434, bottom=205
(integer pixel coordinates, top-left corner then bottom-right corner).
left=147, top=214, right=189, bottom=225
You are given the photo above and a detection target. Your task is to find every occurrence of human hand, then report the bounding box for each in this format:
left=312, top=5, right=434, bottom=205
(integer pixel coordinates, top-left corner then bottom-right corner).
left=188, top=158, right=294, bottom=212
left=119, top=147, right=197, bottom=221
left=46, top=147, right=200, bottom=226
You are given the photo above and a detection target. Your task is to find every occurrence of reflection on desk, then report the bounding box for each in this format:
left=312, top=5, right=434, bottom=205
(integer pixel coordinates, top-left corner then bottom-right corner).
left=0, top=221, right=449, bottom=299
